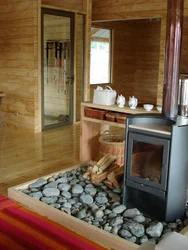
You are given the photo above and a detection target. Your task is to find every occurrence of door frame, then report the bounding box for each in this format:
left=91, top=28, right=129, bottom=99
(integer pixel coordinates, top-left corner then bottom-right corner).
left=41, top=8, right=74, bottom=130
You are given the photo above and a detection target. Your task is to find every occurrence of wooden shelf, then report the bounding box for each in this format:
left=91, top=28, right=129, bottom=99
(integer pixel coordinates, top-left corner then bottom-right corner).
left=82, top=102, right=159, bottom=114
left=80, top=102, right=159, bottom=162
left=83, top=116, right=126, bottom=128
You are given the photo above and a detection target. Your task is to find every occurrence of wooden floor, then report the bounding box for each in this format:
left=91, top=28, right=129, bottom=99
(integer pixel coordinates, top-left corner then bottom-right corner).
left=0, top=124, right=80, bottom=196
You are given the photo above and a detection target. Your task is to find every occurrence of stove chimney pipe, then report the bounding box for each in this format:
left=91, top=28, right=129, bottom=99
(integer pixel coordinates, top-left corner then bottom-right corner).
left=162, top=0, right=184, bottom=119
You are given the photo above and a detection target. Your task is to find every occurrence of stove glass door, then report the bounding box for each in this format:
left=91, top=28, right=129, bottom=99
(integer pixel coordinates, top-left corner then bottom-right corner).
left=126, top=132, right=170, bottom=190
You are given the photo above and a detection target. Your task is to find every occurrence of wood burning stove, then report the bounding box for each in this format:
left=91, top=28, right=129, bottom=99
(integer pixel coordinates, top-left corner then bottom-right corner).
left=122, top=0, right=186, bottom=222
left=123, top=114, right=188, bottom=222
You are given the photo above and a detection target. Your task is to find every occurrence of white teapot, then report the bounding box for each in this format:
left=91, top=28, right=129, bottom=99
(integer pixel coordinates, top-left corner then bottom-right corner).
left=128, top=96, right=138, bottom=109
left=117, top=94, right=125, bottom=107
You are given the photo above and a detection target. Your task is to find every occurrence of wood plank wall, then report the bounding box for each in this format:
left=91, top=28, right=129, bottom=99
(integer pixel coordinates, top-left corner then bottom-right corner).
left=42, top=0, right=85, bottom=13
left=0, top=0, right=39, bottom=132
left=92, top=0, right=188, bottom=106
left=90, top=19, right=161, bottom=106
left=75, top=14, right=84, bottom=121
left=0, top=0, right=90, bottom=132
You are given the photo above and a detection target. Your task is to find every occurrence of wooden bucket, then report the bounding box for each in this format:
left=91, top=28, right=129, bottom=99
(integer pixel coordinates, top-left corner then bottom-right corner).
left=99, top=131, right=125, bottom=165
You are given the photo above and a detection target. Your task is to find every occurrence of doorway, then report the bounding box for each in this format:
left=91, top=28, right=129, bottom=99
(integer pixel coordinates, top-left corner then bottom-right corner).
left=41, top=8, right=74, bottom=129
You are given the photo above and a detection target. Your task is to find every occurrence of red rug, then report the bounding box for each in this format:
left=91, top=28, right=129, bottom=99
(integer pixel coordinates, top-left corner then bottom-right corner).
left=0, top=194, right=110, bottom=250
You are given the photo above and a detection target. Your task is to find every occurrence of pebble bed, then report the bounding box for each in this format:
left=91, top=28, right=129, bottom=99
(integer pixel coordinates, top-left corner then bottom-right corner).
left=20, top=166, right=188, bottom=245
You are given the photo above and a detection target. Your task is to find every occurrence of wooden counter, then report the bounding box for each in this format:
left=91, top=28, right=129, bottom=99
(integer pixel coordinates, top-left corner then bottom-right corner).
left=80, top=102, right=158, bottom=162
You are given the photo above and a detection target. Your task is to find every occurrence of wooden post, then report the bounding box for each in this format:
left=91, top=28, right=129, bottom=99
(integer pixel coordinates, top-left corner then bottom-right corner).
left=162, top=0, right=184, bottom=119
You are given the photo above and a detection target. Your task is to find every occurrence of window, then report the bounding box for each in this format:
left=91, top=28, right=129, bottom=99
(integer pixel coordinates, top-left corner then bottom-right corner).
left=90, top=28, right=112, bottom=85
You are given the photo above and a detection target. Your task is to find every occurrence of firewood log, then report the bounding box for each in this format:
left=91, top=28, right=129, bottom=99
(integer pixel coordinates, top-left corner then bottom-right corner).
left=99, top=155, right=117, bottom=172
left=103, top=180, right=113, bottom=188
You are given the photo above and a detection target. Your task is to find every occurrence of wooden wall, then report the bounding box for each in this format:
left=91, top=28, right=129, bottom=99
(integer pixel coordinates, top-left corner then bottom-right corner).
left=0, top=0, right=39, bottom=132
left=42, top=0, right=86, bottom=13
left=90, top=19, right=161, bottom=105
left=0, top=0, right=91, bottom=132
left=92, top=0, right=188, bottom=106
left=75, top=14, right=84, bottom=121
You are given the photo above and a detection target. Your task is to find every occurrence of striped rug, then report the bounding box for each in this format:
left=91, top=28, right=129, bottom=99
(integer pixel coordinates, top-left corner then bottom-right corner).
left=0, top=194, right=110, bottom=250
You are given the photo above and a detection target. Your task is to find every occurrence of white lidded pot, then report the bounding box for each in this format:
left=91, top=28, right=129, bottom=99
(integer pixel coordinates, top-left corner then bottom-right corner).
left=128, top=96, right=138, bottom=109
left=117, top=94, right=125, bottom=107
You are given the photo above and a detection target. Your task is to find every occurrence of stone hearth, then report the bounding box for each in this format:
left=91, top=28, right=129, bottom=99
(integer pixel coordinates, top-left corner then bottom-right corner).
left=19, top=165, right=188, bottom=245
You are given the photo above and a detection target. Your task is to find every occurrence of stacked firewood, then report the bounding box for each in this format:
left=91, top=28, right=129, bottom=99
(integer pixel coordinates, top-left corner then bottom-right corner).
left=83, top=154, right=124, bottom=188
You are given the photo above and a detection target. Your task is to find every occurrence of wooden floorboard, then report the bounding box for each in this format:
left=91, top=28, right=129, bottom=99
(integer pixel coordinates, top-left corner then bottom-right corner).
left=0, top=124, right=80, bottom=196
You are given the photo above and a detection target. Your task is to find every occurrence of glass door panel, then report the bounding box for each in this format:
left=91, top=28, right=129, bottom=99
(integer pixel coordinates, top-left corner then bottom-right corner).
left=132, top=141, right=163, bottom=183
left=41, top=9, right=74, bottom=129
left=127, top=132, right=170, bottom=190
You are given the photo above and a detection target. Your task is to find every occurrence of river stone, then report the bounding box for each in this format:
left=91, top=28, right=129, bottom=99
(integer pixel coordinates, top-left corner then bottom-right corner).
left=140, top=235, right=149, bottom=244
left=85, top=187, right=97, bottom=196
left=76, top=209, right=86, bottom=219
left=119, top=229, right=132, bottom=238
left=42, top=188, right=60, bottom=197
left=128, top=222, right=145, bottom=238
left=104, top=209, right=112, bottom=215
left=28, top=178, right=47, bottom=189
left=52, top=174, right=59, bottom=179
left=108, top=213, right=117, bottom=219
left=68, top=199, right=76, bottom=205
left=95, top=209, right=104, bottom=218
left=29, top=191, right=43, bottom=200
left=78, top=175, right=85, bottom=182
left=70, top=178, right=80, bottom=185
left=48, top=177, right=55, bottom=182
left=62, top=202, right=72, bottom=209
left=127, top=236, right=137, bottom=243
left=112, top=205, right=126, bottom=214
left=146, top=222, right=163, bottom=237
left=41, top=196, right=58, bottom=204
left=53, top=203, right=61, bottom=209
left=93, top=221, right=100, bottom=227
left=71, top=184, right=84, bottom=194
left=30, top=188, right=39, bottom=192
left=85, top=183, right=94, bottom=188
left=44, top=181, right=57, bottom=189
left=61, top=191, right=72, bottom=199
left=91, top=204, right=99, bottom=213
left=113, top=188, right=122, bottom=194
left=58, top=172, right=66, bottom=178
left=58, top=183, right=71, bottom=191
left=133, top=215, right=146, bottom=223
left=21, top=189, right=31, bottom=194
left=104, top=223, right=112, bottom=232
left=108, top=192, right=121, bottom=202
left=110, top=216, right=124, bottom=226
left=61, top=207, right=71, bottom=215
left=57, top=197, right=67, bottom=204
left=80, top=194, right=93, bottom=205
left=112, top=225, right=121, bottom=235
left=123, top=208, right=141, bottom=218
left=95, top=196, right=108, bottom=204
left=56, top=177, right=68, bottom=184
left=98, top=191, right=107, bottom=197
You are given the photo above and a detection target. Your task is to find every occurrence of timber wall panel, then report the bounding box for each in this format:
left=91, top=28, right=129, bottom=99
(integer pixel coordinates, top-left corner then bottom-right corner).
left=0, top=0, right=39, bottom=132
left=75, top=14, right=84, bottom=121
left=90, top=19, right=161, bottom=105
left=92, top=0, right=188, bottom=105
left=42, top=0, right=85, bottom=13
